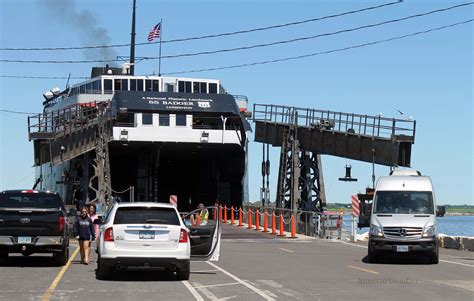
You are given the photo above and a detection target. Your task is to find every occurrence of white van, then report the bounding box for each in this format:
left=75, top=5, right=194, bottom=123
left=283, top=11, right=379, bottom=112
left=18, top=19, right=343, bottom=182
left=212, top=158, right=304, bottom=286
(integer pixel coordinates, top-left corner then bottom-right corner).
left=368, top=170, right=438, bottom=264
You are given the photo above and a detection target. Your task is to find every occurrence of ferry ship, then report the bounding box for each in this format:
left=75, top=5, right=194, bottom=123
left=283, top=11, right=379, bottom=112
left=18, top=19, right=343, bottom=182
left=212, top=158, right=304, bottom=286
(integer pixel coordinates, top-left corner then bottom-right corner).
left=28, top=65, right=251, bottom=212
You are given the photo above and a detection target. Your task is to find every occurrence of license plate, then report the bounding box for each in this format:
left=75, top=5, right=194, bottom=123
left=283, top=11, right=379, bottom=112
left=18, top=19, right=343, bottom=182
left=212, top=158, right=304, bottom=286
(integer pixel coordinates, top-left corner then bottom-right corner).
left=396, top=245, right=409, bottom=252
left=18, top=236, right=32, bottom=244
left=139, top=231, right=155, bottom=239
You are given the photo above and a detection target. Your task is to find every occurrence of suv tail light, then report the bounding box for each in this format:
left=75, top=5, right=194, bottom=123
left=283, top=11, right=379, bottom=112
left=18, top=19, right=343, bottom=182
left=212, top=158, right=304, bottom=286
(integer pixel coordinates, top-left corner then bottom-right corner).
left=179, top=228, right=188, bottom=243
left=58, top=216, right=65, bottom=232
left=104, top=227, right=114, bottom=242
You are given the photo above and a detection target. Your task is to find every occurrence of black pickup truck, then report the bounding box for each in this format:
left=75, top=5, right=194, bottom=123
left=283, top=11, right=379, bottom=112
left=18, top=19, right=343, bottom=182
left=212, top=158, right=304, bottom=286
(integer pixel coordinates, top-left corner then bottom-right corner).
left=0, top=190, right=70, bottom=265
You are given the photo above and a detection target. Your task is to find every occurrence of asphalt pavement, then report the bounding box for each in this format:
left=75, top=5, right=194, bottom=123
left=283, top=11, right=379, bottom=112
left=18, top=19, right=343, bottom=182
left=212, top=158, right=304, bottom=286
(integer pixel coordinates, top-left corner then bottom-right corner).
left=0, top=224, right=473, bottom=301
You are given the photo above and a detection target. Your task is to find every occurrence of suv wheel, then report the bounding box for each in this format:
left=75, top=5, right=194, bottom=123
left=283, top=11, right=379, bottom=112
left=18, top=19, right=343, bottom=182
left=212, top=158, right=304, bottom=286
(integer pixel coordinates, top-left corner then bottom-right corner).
left=0, top=251, right=8, bottom=260
left=53, top=246, right=69, bottom=266
left=96, top=257, right=111, bottom=280
left=176, top=268, right=190, bottom=281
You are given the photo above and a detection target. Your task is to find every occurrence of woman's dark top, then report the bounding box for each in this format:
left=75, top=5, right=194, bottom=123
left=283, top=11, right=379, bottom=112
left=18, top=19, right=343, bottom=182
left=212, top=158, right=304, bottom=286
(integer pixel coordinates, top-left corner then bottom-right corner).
left=74, top=216, right=96, bottom=241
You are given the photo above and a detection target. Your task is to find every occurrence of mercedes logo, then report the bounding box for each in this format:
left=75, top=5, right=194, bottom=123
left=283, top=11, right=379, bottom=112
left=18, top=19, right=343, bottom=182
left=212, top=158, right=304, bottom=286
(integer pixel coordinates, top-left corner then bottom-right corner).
left=19, top=218, right=31, bottom=224
left=399, top=228, right=407, bottom=237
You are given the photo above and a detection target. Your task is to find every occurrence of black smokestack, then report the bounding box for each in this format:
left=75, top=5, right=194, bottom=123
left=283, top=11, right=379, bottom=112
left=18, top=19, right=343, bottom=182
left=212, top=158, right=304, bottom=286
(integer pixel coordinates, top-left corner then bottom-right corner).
left=41, top=0, right=119, bottom=66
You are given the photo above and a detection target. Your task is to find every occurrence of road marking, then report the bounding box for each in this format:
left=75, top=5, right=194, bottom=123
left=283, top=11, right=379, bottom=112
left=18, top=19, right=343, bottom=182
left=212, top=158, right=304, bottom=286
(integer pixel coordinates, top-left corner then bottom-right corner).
left=41, top=246, right=80, bottom=301
left=182, top=281, right=204, bottom=301
left=207, top=261, right=276, bottom=301
left=346, top=265, right=380, bottom=275
left=338, top=241, right=474, bottom=268
left=440, top=260, right=474, bottom=268
left=191, top=269, right=219, bottom=273
left=279, top=248, right=294, bottom=253
left=193, top=282, right=240, bottom=289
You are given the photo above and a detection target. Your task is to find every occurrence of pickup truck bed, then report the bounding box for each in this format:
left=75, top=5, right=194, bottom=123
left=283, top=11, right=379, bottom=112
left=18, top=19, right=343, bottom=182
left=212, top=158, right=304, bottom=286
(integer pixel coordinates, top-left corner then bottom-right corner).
left=0, top=190, right=70, bottom=266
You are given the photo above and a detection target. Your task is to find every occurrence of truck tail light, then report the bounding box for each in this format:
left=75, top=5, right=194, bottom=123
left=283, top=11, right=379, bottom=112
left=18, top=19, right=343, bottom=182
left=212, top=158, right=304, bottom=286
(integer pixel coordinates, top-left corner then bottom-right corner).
left=58, top=216, right=65, bottom=232
left=104, top=227, right=114, bottom=242
left=179, top=228, right=188, bottom=243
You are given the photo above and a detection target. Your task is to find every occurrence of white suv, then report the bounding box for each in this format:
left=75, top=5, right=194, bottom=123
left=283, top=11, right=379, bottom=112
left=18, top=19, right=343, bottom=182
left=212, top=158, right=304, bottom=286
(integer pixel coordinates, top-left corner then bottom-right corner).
left=95, top=202, right=220, bottom=280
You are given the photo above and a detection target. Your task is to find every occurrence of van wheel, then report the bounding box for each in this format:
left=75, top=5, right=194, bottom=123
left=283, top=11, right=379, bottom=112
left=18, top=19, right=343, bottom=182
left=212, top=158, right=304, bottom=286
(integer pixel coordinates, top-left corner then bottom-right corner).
left=176, top=268, right=190, bottom=281
left=429, top=247, right=439, bottom=264
left=368, top=247, right=378, bottom=263
left=53, top=246, right=69, bottom=266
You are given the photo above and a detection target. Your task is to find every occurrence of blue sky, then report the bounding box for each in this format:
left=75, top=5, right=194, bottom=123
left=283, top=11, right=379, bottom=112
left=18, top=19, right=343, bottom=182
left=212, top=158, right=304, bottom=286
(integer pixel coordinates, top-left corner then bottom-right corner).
left=0, top=0, right=472, bottom=205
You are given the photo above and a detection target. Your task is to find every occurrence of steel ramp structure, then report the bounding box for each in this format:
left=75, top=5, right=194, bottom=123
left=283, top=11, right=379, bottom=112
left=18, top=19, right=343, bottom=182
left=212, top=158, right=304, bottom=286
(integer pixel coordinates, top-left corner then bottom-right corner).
left=252, top=104, right=416, bottom=212
left=253, top=104, right=415, bottom=167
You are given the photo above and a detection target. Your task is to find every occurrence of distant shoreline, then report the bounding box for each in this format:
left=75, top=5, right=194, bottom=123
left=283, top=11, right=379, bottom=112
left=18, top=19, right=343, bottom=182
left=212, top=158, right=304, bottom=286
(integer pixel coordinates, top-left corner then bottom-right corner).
left=444, top=212, right=474, bottom=216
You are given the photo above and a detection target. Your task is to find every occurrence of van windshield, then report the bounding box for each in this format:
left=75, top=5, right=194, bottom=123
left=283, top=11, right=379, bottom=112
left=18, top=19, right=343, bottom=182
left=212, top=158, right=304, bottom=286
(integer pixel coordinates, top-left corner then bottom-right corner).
left=374, top=191, right=434, bottom=214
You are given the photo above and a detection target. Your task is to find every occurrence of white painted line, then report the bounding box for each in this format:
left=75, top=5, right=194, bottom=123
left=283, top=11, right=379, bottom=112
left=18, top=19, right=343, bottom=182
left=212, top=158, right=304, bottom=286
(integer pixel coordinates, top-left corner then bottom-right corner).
left=193, top=282, right=240, bottom=289
left=337, top=241, right=368, bottom=249
left=207, top=261, right=276, bottom=301
left=440, top=260, right=474, bottom=268
left=346, top=265, right=380, bottom=275
left=279, top=247, right=294, bottom=253
left=182, top=281, right=204, bottom=301
left=193, top=281, right=221, bottom=301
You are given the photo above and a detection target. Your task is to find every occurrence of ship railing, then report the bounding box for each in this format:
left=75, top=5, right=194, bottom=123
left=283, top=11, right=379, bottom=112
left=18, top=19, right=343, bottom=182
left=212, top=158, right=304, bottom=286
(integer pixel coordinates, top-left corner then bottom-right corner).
left=252, top=103, right=416, bottom=142
left=28, top=101, right=111, bottom=140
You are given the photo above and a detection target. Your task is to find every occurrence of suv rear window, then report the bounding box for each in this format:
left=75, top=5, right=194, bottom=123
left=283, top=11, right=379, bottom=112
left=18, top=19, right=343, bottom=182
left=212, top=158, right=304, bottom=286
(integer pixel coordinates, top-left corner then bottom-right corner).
left=113, top=207, right=180, bottom=225
left=0, top=193, right=64, bottom=210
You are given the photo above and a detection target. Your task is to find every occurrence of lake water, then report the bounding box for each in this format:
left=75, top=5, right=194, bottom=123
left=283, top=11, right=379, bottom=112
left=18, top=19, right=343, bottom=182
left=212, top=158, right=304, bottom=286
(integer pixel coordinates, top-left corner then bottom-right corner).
left=343, top=215, right=474, bottom=237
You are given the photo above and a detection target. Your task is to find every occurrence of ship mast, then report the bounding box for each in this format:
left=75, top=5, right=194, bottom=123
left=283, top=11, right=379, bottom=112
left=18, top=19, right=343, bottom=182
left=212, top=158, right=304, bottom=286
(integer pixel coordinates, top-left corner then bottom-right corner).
left=129, top=0, right=136, bottom=75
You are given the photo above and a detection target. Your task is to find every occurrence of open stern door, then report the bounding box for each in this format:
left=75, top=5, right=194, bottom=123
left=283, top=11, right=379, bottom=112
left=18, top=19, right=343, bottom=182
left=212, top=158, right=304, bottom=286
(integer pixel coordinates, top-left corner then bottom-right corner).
left=182, top=206, right=221, bottom=261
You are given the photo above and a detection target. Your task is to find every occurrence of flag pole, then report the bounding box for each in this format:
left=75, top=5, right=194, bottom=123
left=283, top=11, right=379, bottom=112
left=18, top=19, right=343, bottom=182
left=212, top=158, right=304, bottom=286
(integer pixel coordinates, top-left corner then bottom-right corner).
left=158, top=19, right=163, bottom=76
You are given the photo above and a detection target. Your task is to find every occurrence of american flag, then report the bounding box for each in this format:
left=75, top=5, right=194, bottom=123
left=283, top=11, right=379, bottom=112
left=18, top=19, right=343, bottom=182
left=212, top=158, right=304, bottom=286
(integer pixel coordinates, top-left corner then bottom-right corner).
left=147, top=22, right=161, bottom=42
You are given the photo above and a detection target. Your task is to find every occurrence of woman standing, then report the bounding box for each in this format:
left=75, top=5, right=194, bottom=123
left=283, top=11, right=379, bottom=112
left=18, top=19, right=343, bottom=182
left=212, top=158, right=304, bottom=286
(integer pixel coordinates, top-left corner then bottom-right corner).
left=74, top=207, right=95, bottom=264
left=87, top=204, right=99, bottom=262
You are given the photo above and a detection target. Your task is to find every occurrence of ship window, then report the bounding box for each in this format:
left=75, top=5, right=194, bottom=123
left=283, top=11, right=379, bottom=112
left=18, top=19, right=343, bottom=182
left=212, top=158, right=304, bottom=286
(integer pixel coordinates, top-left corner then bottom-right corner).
left=137, top=79, right=144, bottom=91
left=122, top=79, right=128, bottom=91
left=153, top=80, right=159, bottom=91
left=104, top=79, right=112, bottom=92
left=166, top=83, right=174, bottom=92
left=178, top=81, right=185, bottom=92
left=92, top=80, right=99, bottom=92
left=176, top=114, right=186, bottom=126
left=159, top=114, right=170, bottom=126
left=145, top=80, right=152, bottom=91
left=209, top=83, right=217, bottom=94
left=130, top=79, right=137, bottom=91
left=200, top=82, right=207, bottom=94
left=80, top=85, right=85, bottom=93
left=114, top=79, right=122, bottom=91
left=185, top=81, right=192, bottom=93
left=142, top=113, right=153, bottom=125
left=85, top=83, right=92, bottom=93
left=193, top=82, right=200, bottom=93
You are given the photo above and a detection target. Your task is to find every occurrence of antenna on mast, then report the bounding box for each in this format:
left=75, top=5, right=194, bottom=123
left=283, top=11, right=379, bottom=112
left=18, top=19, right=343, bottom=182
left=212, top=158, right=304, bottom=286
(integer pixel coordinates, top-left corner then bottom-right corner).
left=129, top=0, right=136, bottom=75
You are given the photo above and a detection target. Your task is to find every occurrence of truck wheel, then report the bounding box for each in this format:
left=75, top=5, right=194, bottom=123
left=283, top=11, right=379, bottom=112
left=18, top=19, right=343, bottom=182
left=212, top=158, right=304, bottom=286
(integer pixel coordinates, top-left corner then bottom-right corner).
left=96, top=257, right=110, bottom=280
left=53, top=247, right=69, bottom=266
left=368, top=246, right=378, bottom=263
left=176, top=268, right=190, bottom=281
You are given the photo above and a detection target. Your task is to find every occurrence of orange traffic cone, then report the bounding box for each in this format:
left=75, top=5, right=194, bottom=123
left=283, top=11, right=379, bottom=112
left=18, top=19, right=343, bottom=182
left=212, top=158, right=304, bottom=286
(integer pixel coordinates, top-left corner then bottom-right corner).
left=263, top=210, right=268, bottom=232
left=271, top=212, right=277, bottom=235
left=279, top=214, right=285, bottom=237
left=238, top=207, right=243, bottom=227
left=290, top=214, right=297, bottom=238
left=247, top=209, right=253, bottom=229
left=224, top=206, right=228, bottom=224
left=255, top=210, right=260, bottom=231
left=230, top=206, right=235, bottom=225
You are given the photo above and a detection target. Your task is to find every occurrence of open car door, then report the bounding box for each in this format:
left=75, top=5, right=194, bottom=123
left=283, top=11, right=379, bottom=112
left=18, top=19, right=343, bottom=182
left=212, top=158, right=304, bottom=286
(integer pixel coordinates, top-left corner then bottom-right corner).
left=182, top=206, right=221, bottom=261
